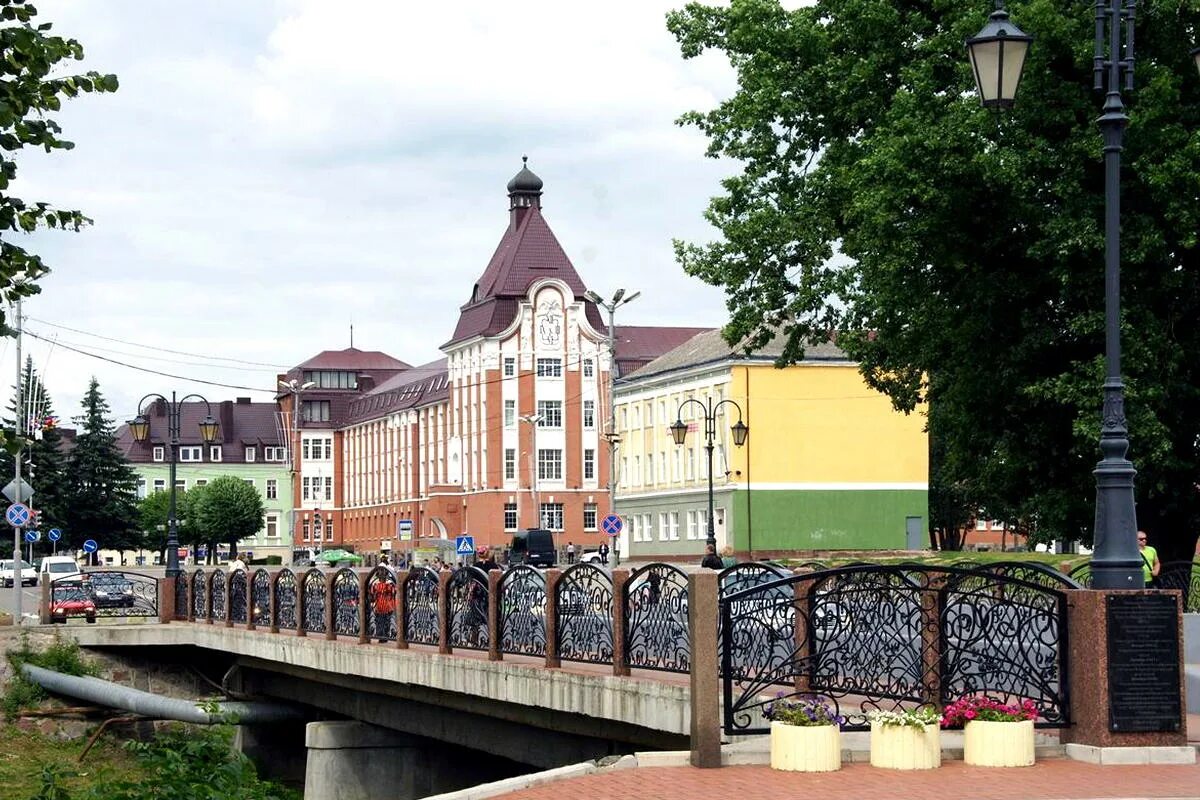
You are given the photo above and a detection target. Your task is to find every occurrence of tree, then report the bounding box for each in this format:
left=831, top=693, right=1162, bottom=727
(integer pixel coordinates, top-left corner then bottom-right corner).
left=138, top=486, right=201, bottom=564
left=192, top=475, right=264, bottom=560
left=0, top=0, right=118, bottom=333
left=667, top=0, right=1200, bottom=559
left=0, top=357, right=70, bottom=555
left=64, top=378, right=141, bottom=554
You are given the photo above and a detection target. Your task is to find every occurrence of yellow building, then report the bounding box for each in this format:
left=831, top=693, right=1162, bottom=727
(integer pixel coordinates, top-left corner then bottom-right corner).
left=614, top=330, right=928, bottom=558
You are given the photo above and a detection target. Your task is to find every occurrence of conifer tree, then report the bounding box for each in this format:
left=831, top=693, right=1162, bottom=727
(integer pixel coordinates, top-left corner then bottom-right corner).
left=64, top=377, right=141, bottom=554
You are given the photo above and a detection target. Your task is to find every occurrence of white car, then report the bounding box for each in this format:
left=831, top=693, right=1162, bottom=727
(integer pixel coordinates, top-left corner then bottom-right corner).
left=578, top=550, right=605, bottom=565
left=0, top=559, right=37, bottom=587
left=38, top=555, right=82, bottom=585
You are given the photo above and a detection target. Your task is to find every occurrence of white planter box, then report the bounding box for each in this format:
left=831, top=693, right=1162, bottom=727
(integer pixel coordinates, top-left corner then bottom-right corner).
left=963, top=719, right=1035, bottom=767
left=769, top=721, right=841, bottom=772
left=869, top=722, right=941, bottom=770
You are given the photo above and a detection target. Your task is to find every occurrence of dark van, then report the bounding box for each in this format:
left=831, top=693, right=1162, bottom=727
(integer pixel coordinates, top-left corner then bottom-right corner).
left=510, top=528, right=556, bottom=568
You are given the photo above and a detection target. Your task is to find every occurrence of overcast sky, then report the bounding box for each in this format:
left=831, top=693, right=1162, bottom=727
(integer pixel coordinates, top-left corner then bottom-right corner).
left=6, top=0, right=746, bottom=428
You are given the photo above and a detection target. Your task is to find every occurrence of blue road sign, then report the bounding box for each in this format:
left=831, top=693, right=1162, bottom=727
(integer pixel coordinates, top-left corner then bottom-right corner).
left=82, top=539, right=99, bottom=554
left=5, top=502, right=30, bottom=527
left=23, top=529, right=38, bottom=543
left=601, top=514, right=623, bottom=536
left=455, top=535, right=475, bottom=556
left=48, top=528, right=61, bottom=542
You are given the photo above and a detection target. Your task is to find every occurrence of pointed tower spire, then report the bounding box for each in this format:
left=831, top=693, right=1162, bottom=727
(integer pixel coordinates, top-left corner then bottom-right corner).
left=507, top=155, right=543, bottom=230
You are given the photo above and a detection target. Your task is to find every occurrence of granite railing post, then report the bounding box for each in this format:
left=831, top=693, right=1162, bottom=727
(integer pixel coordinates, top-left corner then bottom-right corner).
left=437, top=570, right=452, bottom=655
left=206, top=572, right=216, bottom=625
left=792, top=570, right=811, bottom=693
left=38, top=581, right=50, bottom=624
left=268, top=571, right=280, bottom=634
left=921, top=574, right=945, bottom=710
left=612, top=569, right=630, bottom=677
left=544, top=569, right=562, bottom=669
left=159, top=576, right=174, bottom=624
left=184, top=572, right=194, bottom=622
left=224, top=572, right=235, bottom=629
left=324, top=571, right=336, bottom=642
left=688, top=571, right=720, bottom=768
left=296, top=572, right=308, bottom=638
left=244, top=572, right=255, bottom=632
left=357, top=571, right=371, bottom=645
left=395, top=571, right=410, bottom=649
left=488, top=569, right=502, bottom=662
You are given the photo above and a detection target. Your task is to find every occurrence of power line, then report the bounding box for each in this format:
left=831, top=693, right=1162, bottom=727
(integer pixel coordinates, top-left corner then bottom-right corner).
left=25, top=315, right=293, bottom=369
left=24, top=328, right=278, bottom=373
left=22, top=329, right=276, bottom=394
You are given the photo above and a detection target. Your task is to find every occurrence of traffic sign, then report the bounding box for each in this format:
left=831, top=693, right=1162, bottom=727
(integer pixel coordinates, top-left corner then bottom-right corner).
left=5, top=502, right=30, bottom=527
left=2, top=478, right=33, bottom=503
left=47, top=528, right=61, bottom=542
left=23, top=529, right=39, bottom=543
left=455, top=535, right=475, bottom=556
left=82, top=539, right=99, bottom=554
left=397, top=519, right=413, bottom=541
left=601, top=514, right=623, bottom=537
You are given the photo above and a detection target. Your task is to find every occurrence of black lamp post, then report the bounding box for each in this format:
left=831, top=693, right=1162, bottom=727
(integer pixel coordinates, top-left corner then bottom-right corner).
left=670, top=398, right=748, bottom=553
left=967, top=2, right=1199, bottom=588
left=128, top=392, right=220, bottom=578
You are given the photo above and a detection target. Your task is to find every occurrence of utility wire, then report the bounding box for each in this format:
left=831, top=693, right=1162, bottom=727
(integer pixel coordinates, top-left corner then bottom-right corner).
left=24, top=328, right=278, bottom=373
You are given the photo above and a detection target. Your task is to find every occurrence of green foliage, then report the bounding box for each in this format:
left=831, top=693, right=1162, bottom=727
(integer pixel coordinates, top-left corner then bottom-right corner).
left=668, top=0, right=1200, bottom=558
left=0, top=0, right=117, bottom=330
left=64, top=379, right=142, bottom=553
left=3, top=631, right=97, bottom=717
left=138, top=486, right=202, bottom=559
left=192, top=475, right=265, bottom=556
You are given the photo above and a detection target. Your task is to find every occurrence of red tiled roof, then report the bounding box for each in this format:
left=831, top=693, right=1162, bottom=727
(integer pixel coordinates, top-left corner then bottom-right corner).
left=346, top=359, right=450, bottom=424
left=613, top=325, right=713, bottom=378
left=116, top=399, right=283, bottom=463
left=296, top=347, right=412, bottom=371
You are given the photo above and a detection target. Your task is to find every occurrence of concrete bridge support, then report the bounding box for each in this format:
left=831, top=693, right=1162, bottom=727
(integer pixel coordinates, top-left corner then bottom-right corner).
left=305, top=720, right=470, bottom=800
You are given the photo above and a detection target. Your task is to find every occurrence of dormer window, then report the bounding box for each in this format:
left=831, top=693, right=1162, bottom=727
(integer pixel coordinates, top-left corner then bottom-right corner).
left=245, top=446, right=256, bottom=462
left=152, top=446, right=164, bottom=462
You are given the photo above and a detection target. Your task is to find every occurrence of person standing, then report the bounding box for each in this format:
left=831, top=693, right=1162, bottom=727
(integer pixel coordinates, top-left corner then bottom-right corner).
left=228, top=554, right=247, bottom=573
left=566, top=542, right=576, bottom=564
left=598, top=542, right=609, bottom=566
left=1138, top=530, right=1161, bottom=587
left=701, top=544, right=723, bottom=570
left=370, top=573, right=397, bottom=643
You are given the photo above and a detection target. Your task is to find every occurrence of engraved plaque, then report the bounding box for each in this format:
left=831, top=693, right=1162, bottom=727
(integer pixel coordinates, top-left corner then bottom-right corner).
left=1106, top=594, right=1182, bottom=732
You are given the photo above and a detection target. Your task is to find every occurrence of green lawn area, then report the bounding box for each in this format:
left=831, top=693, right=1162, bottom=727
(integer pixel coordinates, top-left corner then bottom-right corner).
left=779, top=551, right=1086, bottom=571
left=0, top=724, right=152, bottom=799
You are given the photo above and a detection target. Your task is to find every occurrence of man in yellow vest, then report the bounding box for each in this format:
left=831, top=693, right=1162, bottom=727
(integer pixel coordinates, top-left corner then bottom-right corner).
left=1137, top=530, right=1161, bottom=587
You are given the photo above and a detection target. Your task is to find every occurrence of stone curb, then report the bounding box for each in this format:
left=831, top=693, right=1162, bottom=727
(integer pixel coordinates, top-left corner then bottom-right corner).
left=420, top=756, right=637, bottom=800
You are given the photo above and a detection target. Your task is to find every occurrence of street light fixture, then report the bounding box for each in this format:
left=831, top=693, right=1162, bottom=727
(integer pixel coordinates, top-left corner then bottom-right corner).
left=128, top=392, right=220, bottom=578
left=585, top=288, right=640, bottom=566
left=279, top=379, right=315, bottom=553
left=670, top=397, right=748, bottom=553
left=966, top=2, right=1199, bottom=588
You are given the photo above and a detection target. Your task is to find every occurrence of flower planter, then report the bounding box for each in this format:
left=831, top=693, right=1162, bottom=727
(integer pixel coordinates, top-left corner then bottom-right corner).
left=869, top=722, right=940, bottom=770
left=963, top=719, right=1035, bottom=767
left=769, top=721, right=841, bottom=772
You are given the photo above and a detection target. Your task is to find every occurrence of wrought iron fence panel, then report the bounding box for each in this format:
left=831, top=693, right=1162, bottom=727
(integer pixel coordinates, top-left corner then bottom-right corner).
left=85, top=571, right=159, bottom=618
left=793, top=561, right=828, bottom=573
left=939, top=569, right=1070, bottom=726
left=174, top=573, right=188, bottom=619
left=623, top=563, right=689, bottom=673
left=274, top=569, right=297, bottom=630
left=210, top=570, right=227, bottom=620
left=405, top=567, right=440, bottom=645
left=366, top=566, right=398, bottom=642
left=965, top=561, right=1082, bottom=591
left=191, top=570, right=207, bottom=619
left=719, top=564, right=1073, bottom=736
left=332, top=568, right=361, bottom=637
left=449, top=567, right=490, bottom=650
left=303, top=569, right=326, bottom=634
left=252, top=569, right=270, bottom=625
left=229, top=570, right=248, bottom=624
left=718, top=562, right=792, bottom=676
left=499, top=566, right=546, bottom=657
left=556, top=564, right=613, bottom=665
left=1158, top=561, right=1200, bottom=612
left=1066, top=562, right=1092, bottom=587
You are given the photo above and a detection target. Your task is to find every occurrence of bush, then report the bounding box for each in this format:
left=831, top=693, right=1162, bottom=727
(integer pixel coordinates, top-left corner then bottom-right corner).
left=3, top=633, right=98, bottom=718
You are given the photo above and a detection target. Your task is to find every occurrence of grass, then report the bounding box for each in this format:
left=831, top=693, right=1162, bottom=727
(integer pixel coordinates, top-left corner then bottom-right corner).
left=777, top=551, right=1086, bottom=570
left=0, top=724, right=152, bottom=799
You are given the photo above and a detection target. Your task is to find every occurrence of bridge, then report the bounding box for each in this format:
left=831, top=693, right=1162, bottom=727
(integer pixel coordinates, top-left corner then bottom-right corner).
left=36, top=561, right=1198, bottom=798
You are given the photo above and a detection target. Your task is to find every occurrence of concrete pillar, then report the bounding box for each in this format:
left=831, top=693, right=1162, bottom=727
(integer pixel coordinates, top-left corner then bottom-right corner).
left=305, top=721, right=436, bottom=800
left=612, top=569, right=630, bottom=676
left=39, top=581, right=50, bottom=624
left=689, top=571, right=720, bottom=768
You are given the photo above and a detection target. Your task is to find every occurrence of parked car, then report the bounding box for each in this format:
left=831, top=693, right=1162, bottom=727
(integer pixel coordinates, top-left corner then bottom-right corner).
left=578, top=550, right=604, bottom=565
left=0, top=558, right=37, bottom=587
left=87, top=572, right=135, bottom=608
left=49, top=580, right=96, bottom=624
left=509, top=529, right=556, bottom=568
left=38, top=555, right=81, bottom=585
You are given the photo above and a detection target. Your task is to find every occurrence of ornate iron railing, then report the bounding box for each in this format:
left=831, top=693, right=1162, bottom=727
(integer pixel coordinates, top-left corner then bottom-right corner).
left=556, top=563, right=613, bottom=665
left=499, top=566, right=546, bottom=657
left=274, top=569, right=297, bottom=630
left=718, top=562, right=792, bottom=675
left=404, top=567, right=440, bottom=645
left=719, top=563, right=1071, bottom=735
left=332, top=568, right=360, bottom=637
left=174, top=574, right=188, bottom=620
left=191, top=570, right=207, bottom=619
left=79, top=571, right=159, bottom=618
left=968, top=561, right=1082, bottom=590
left=303, top=569, right=326, bottom=634
left=623, top=563, right=689, bottom=673
left=210, top=570, right=227, bottom=621
left=252, top=569, right=270, bottom=625
left=229, top=570, right=248, bottom=624
left=1066, top=559, right=1197, bottom=611
left=448, top=567, right=489, bottom=650
left=366, top=566, right=398, bottom=642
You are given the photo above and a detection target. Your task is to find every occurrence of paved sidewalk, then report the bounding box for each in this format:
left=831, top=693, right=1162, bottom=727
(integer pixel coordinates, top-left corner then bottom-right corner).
left=492, top=761, right=1200, bottom=800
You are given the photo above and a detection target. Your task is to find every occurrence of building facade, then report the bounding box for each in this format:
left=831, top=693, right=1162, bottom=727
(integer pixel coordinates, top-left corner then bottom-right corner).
left=614, top=330, right=929, bottom=559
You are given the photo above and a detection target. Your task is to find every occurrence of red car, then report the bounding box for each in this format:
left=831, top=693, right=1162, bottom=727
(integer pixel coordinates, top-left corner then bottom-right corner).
left=49, top=580, right=96, bottom=624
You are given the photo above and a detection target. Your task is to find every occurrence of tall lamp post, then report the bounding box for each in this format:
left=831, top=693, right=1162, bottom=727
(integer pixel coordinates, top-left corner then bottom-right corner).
left=128, top=393, right=220, bottom=578
left=584, top=288, right=639, bottom=566
left=279, top=379, right=314, bottom=557
left=670, top=397, right=748, bottom=553
left=519, top=413, right=544, bottom=534
left=966, top=3, right=1199, bottom=588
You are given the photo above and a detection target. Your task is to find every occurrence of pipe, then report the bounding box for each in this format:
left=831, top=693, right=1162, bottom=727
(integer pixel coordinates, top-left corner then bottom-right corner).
left=20, top=664, right=308, bottom=724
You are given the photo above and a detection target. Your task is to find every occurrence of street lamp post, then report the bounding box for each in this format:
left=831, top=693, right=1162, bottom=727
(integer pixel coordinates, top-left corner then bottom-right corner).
left=966, top=2, right=1199, bottom=588
left=279, top=379, right=314, bottom=558
left=584, top=288, right=639, bottom=566
left=519, top=413, right=543, bottom=532
left=670, top=397, right=749, bottom=553
left=128, top=393, right=220, bottom=578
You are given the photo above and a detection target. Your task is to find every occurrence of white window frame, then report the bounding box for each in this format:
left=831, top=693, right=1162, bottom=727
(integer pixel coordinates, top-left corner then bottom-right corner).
left=504, top=502, right=518, bottom=531
left=245, top=446, right=256, bottom=462
left=583, top=503, right=597, bottom=531
left=266, top=514, right=279, bottom=538
left=153, top=479, right=165, bottom=493
left=209, top=445, right=222, bottom=462
left=535, top=358, right=562, bottom=378
left=583, top=449, right=595, bottom=480
left=539, top=502, right=564, bottom=531
left=536, top=400, right=562, bottom=428
left=178, top=446, right=202, bottom=462
left=266, top=479, right=277, bottom=500
left=583, top=400, right=595, bottom=428
left=583, top=359, right=594, bottom=378
left=152, top=446, right=164, bottom=462
left=302, top=476, right=311, bottom=501
left=503, top=357, right=516, bottom=377
left=504, top=449, right=516, bottom=480
left=537, top=449, right=563, bottom=481
left=504, top=400, right=516, bottom=428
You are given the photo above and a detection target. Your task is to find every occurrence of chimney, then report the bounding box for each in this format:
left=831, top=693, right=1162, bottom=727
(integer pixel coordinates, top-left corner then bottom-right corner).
left=220, top=401, right=234, bottom=443
left=236, top=397, right=251, bottom=404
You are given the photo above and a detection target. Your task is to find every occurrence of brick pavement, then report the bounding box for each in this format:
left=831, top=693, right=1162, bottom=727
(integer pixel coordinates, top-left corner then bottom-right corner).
left=492, top=761, right=1200, bottom=800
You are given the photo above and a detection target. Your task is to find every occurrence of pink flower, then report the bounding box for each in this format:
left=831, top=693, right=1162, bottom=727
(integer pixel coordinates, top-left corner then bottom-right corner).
left=965, top=710, right=977, bottom=719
